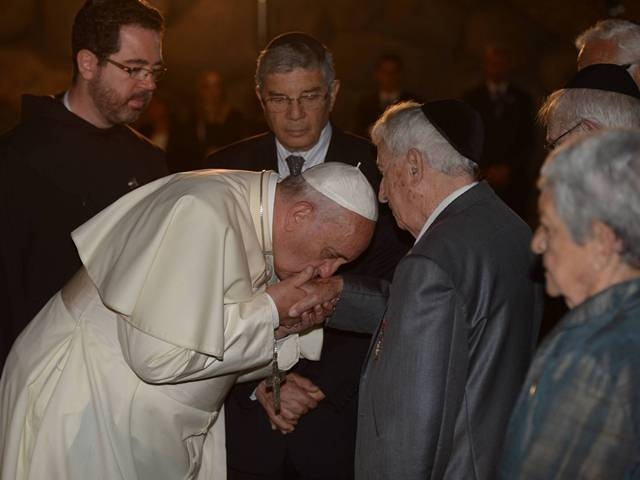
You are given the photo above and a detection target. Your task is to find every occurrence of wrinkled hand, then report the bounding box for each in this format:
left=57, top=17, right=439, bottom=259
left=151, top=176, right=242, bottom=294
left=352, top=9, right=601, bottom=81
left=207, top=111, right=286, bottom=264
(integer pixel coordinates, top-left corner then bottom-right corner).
left=266, top=266, right=317, bottom=333
left=256, top=372, right=326, bottom=434
left=289, top=276, right=344, bottom=318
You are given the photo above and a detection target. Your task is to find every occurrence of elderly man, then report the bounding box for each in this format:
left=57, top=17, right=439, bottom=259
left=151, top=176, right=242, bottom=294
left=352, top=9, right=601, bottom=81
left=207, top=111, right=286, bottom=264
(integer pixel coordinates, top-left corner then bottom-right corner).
left=501, top=129, right=640, bottom=479
left=205, top=32, right=409, bottom=480
left=294, top=100, right=542, bottom=479
left=0, top=0, right=168, bottom=370
left=0, top=163, right=377, bottom=479
left=576, top=19, right=640, bottom=86
left=539, top=63, right=640, bottom=151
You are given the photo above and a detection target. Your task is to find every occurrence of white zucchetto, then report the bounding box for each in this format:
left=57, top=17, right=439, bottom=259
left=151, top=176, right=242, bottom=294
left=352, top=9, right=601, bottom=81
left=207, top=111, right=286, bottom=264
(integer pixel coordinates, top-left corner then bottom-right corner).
left=301, top=162, right=378, bottom=221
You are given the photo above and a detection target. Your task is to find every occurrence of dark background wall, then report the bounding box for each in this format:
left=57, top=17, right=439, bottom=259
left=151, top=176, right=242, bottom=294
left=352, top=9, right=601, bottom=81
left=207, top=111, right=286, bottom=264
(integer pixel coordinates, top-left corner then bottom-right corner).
left=1, top=0, right=638, bottom=133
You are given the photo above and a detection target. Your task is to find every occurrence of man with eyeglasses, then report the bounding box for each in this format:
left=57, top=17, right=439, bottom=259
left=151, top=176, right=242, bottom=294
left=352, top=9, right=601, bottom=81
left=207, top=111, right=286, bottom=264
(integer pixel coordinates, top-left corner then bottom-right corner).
left=0, top=0, right=168, bottom=370
left=539, top=64, right=640, bottom=152
left=206, top=32, right=410, bottom=480
left=576, top=19, right=640, bottom=87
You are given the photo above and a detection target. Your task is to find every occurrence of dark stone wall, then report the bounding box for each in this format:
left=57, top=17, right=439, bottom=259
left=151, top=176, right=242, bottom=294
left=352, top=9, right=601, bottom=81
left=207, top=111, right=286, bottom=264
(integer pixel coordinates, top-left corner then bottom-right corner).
left=1, top=0, right=638, bottom=133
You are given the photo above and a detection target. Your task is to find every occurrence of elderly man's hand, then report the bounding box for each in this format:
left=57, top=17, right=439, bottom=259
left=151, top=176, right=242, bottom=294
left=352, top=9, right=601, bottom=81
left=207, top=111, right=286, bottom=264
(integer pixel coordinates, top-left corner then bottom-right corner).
left=256, top=372, right=326, bottom=434
left=289, top=275, right=344, bottom=318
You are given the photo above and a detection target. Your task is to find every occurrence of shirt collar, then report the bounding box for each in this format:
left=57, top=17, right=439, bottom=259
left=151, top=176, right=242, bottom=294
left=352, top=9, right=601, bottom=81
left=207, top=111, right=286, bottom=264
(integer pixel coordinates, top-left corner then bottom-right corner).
left=276, top=122, right=332, bottom=177
left=414, top=182, right=478, bottom=245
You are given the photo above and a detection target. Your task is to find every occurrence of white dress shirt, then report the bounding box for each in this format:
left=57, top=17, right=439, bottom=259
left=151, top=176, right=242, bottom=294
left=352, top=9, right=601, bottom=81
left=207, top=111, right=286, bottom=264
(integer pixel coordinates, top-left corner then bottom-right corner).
left=276, top=123, right=332, bottom=177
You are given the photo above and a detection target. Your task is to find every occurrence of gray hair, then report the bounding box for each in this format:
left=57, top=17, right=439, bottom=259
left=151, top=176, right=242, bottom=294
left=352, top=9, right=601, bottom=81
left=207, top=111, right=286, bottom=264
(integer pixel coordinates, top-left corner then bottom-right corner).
left=575, top=19, right=640, bottom=78
left=538, top=88, right=640, bottom=132
left=370, top=101, right=478, bottom=177
left=540, top=129, right=640, bottom=268
left=255, top=34, right=336, bottom=91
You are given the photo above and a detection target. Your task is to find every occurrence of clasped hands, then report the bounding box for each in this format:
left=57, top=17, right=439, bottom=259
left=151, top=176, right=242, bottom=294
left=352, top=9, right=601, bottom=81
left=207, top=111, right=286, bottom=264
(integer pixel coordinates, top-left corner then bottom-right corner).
left=256, top=371, right=325, bottom=434
left=266, top=266, right=344, bottom=339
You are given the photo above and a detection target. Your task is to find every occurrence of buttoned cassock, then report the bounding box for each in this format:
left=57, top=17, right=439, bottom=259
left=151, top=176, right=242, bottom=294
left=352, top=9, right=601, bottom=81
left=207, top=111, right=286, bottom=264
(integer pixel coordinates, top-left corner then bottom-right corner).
left=0, top=170, right=321, bottom=480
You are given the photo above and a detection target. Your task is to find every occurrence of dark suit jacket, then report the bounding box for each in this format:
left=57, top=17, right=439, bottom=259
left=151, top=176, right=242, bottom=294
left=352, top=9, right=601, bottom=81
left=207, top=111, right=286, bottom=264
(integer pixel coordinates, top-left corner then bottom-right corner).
left=205, top=126, right=411, bottom=479
left=462, top=83, right=535, bottom=216
left=330, top=182, right=542, bottom=480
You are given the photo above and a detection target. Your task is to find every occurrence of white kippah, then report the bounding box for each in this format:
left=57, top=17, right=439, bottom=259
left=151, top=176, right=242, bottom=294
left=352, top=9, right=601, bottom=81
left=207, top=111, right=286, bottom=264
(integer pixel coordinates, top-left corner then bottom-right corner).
left=301, top=162, right=378, bottom=221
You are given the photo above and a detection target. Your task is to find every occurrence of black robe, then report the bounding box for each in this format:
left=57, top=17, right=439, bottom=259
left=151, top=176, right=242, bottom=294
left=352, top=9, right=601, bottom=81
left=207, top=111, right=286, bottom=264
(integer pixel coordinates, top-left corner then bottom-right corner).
left=0, top=94, right=167, bottom=369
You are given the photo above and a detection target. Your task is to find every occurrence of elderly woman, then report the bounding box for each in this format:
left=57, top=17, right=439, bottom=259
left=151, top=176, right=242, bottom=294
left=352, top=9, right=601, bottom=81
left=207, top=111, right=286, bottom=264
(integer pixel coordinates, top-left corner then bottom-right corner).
left=500, top=129, right=640, bottom=479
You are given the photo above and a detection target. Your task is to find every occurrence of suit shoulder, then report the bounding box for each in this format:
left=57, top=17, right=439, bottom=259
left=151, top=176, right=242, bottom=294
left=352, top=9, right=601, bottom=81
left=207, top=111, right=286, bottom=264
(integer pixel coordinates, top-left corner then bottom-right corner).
left=331, top=129, right=376, bottom=159
left=204, top=132, right=274, bottom=170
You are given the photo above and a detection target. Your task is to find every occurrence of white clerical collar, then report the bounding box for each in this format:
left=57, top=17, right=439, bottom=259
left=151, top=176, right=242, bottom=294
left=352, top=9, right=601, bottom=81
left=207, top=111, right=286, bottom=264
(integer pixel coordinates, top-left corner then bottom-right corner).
left=276, top=122, right=332, bottom=177
left=63, top=91, right=73, bottom=112
left=267, top=173, right=278, bottom=245
left=487, top=81, right=508, bottom=100
left=414, top=182, right=478, bottom=245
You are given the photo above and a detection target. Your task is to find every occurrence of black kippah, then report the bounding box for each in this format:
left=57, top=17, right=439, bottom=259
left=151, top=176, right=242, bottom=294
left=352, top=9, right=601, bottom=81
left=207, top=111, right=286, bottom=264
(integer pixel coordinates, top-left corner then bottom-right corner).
left=565, top=63, right=640, bottom=99
left=420, top=99, right=484, bottom=165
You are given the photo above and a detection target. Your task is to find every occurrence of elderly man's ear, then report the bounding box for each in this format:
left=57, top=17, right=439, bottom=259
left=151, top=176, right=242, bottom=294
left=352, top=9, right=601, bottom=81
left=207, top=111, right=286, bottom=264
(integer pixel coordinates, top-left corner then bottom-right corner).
left=406, top=148, right=424, bottom=184
left=284, top=201, right=314, bottom=232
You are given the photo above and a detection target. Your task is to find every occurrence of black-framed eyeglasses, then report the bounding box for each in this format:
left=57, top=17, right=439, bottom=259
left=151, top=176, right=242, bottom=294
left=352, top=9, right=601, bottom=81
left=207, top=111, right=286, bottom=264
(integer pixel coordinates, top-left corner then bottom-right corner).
left=105, top=58, right=167, bottom=82
left=263, top=92, right=329, bottom=113
left=545, top=120, right=584, bottom=151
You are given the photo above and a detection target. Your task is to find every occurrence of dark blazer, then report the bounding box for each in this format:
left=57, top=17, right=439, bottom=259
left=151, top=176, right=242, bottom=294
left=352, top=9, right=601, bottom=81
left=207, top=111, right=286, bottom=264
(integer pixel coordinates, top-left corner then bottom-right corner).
left=462, top=83, right=535, bottom=216
left=330, top=182, right=542, bottom=480
left=205, top=126, right=411, bottom=479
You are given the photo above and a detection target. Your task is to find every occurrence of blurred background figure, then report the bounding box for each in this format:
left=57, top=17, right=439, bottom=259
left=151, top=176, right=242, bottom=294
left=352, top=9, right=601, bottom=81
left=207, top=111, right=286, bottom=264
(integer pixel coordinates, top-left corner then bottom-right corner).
left=166, top=69, right=248, bottom=172
left=501, top=129, right=640, bottom=480
left=355, top=53, right=420, bottom=137
left=463, top=45, right=535, bottom=219
left=576, top=19, right=640, bottom=87
left=133, top=95, right=171, bottom=150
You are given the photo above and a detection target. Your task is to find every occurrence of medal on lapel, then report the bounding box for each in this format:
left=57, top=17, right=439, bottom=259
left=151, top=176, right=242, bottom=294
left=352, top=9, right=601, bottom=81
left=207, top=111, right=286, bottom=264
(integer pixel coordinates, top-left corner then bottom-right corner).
left=373, top=318, right=388, bottom=360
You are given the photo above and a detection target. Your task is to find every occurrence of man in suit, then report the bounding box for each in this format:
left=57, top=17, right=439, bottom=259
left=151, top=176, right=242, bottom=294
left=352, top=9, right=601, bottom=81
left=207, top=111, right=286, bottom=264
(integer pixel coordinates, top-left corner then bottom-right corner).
left=355, top=53, right=420, bottom=137
left=205, top=32, right=409, bottom=479
left=463, top=45, right=534, bottom=218
left=293, top=100, right=542, bottom=479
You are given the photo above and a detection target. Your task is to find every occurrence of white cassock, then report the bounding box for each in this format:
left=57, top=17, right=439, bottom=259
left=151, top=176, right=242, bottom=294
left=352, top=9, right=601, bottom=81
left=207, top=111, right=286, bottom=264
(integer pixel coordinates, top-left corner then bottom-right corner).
left=0, top=170, right=322, bottom=480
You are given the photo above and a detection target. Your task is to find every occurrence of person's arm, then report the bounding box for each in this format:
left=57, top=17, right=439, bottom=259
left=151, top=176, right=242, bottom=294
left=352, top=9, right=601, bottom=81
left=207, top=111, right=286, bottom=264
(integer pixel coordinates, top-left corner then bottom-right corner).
left=371, top=256, right=469, bottom=478
left=289, top=274, right=390, bottom=335
left=117, top=268, right=325, bottom=384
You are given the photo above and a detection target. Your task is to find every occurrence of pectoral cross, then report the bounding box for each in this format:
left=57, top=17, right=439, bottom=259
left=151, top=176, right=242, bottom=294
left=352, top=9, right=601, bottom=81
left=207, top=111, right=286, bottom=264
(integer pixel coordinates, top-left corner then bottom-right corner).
left=265, top=347, right=286, bottom=414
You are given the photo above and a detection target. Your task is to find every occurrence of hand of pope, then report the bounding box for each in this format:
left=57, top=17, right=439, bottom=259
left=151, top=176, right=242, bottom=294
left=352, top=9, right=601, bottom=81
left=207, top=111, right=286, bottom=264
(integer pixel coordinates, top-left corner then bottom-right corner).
left=256, top=372, right=326, bottom=433
left=267, top=267, right=336, bottom=338
left=288, top=275, right=344, bottom=318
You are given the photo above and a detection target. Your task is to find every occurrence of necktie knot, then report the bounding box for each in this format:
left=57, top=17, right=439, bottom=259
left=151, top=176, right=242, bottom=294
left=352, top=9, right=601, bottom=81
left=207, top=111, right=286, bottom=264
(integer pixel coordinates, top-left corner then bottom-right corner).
left=286, top=155, right=305, bottom=176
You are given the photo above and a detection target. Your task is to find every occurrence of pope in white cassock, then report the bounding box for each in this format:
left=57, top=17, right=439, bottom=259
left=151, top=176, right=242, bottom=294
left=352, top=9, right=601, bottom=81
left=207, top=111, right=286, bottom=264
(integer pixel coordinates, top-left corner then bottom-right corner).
left=0, top=162, right=377, bottom=480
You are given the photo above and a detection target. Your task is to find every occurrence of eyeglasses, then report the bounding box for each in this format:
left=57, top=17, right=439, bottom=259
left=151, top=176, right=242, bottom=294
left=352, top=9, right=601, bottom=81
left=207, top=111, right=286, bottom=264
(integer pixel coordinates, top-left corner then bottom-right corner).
left=263, top=92, right=329, bottom=113
left=105, top=58, right=167, bottom=82
left=544, top=120, right=584, bottom=151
